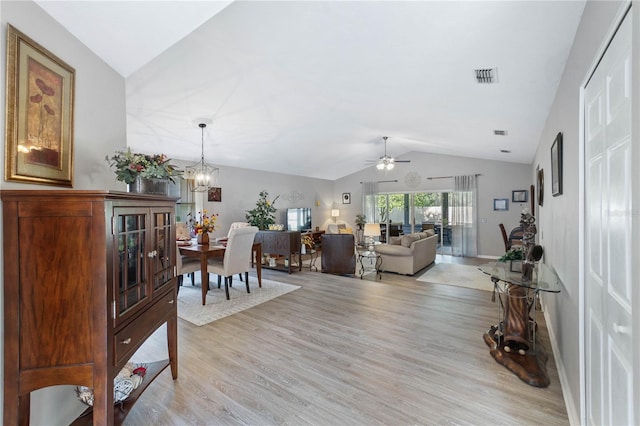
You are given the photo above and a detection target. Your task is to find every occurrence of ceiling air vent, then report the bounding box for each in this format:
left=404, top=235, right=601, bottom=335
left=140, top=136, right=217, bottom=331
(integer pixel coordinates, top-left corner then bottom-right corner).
left=494, top=130, right=507, bottom=136
left=475, top=68, right=497, bottom=84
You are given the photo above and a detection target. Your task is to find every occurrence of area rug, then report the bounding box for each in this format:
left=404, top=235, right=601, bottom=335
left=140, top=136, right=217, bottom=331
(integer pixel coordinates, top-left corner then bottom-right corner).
left=177, top=277, right=300, bottom=326
left=416, top=263, right=494, bottom=292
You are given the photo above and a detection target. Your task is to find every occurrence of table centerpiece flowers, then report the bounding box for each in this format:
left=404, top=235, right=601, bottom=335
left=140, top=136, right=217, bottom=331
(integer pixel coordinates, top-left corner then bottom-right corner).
left=188, top=210, right=218, bottom=245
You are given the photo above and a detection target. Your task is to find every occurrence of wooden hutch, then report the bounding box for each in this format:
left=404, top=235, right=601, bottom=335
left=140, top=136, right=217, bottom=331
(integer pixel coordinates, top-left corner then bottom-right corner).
left=1, top=190, right=178, bottom=425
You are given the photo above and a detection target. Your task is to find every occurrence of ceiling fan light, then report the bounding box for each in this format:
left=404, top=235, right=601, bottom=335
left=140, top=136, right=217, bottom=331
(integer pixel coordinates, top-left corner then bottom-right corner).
left=386, top=162, right=394, bottom=170
left=376, top=163, right=385, bottom=170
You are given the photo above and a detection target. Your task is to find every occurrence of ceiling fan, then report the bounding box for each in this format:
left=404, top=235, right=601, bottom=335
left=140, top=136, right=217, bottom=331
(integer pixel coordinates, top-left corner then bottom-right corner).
left=366, top=136, right=411, bottom=170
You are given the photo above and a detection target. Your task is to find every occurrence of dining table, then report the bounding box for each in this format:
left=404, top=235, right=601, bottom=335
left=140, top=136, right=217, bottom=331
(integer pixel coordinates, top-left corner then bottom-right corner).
left=179, top=241, right=262, bottom=305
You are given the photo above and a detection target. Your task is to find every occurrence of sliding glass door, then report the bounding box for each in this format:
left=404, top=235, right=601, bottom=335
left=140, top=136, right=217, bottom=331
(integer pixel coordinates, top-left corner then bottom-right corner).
left=368, top=191, right=451, bottom=253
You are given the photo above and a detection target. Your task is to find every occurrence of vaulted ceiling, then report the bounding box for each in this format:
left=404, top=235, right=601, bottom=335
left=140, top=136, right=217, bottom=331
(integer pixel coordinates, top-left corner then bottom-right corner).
left=36, top=1, right=585, bottom=180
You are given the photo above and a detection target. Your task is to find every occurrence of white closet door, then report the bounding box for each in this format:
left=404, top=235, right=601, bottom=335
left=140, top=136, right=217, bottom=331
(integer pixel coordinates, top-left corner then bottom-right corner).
left=584, top=11, right=634, bottom=426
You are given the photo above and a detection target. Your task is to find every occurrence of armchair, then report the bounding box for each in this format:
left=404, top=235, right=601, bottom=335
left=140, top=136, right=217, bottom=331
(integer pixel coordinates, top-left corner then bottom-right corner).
left=321, top=233, right=356, bottom=275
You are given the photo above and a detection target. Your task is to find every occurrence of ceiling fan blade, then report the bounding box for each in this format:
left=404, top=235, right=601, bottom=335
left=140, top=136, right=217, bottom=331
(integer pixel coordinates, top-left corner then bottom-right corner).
left=395, top=160, right=411, bottom=163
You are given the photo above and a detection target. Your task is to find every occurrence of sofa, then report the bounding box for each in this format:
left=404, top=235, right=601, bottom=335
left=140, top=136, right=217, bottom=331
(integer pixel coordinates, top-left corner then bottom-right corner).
left=374, top=230, right=437, bottom=275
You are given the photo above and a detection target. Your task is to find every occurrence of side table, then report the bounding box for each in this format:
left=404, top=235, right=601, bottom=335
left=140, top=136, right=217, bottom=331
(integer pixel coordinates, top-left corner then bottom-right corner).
left=478, top=261, right=561, bottom=387
left=358, top=250, right=382, bottom=280
left=302, top=248, right=319, bottom=271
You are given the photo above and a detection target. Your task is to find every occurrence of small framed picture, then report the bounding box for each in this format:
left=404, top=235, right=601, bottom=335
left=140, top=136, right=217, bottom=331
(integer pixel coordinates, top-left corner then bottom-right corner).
left=342, top=192, right=351, bottom=204
left=208, top=187, right=222, bottom=202
left=493, top=198, right=508, bottom=211
left=551, top=132, right=563, bottom=196
left=512, top=190, right=528, bottom=203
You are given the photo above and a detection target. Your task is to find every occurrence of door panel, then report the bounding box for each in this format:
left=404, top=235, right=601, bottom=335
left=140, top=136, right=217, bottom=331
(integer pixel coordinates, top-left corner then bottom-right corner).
left=584, top=11, right=633, bottom=425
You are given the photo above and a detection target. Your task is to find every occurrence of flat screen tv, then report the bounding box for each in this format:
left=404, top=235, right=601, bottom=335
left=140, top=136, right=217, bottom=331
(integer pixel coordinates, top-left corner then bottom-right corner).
left=287, top=207, right=312, bottom=231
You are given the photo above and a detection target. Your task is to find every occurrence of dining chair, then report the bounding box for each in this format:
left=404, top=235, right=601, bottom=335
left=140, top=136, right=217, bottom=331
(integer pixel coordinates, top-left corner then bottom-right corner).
left=175, top=241, right=200, bottom=294
left=222, top=222, right=251, bottom=282
left=499, top=223, right=510, bottom=252
left=207, top=226, right=259, bottom=300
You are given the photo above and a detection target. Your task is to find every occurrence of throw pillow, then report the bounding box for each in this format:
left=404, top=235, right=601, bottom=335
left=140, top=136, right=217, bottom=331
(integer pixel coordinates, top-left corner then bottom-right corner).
left=339, top=228, right=353, bottom=234
left=425, top=229, right=435, bottom=237
left=401, top=234, right=420, bottom=247
left=389, top=236, right=402, bottom=245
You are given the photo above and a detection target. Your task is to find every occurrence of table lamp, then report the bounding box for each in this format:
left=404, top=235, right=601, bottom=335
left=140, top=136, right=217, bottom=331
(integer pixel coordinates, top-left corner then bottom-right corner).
left=331, top=209, right=340, bottom=223
left=363, top=223, right=381, bottom=252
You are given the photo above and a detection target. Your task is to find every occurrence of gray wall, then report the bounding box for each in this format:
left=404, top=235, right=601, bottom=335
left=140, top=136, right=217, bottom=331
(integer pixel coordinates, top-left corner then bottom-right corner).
left=0, top=0, right=628, bottom=424
left=532, top=1, right=626, bottom=423
left=335, top=151, right=531, bottom=257
left=0, top=1, right=128, bottom=424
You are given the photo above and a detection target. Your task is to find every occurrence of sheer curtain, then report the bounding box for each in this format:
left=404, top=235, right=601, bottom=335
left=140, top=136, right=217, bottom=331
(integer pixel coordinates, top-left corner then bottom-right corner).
left=361, top=181, right=378, bottom=223
left=451, top=175, right=477, bottom=257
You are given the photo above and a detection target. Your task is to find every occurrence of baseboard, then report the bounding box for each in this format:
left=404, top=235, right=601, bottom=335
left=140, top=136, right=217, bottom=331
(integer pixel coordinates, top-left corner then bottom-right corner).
left=542, top=302, right=581, bottom=426
left=476, top=254, right=500, bottom=259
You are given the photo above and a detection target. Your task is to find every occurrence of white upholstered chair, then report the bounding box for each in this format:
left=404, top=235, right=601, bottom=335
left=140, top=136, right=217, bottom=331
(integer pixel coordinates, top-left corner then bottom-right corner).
left=175, top=241, right=200, bottom=294
left=207, top=226, right=259, bottom=300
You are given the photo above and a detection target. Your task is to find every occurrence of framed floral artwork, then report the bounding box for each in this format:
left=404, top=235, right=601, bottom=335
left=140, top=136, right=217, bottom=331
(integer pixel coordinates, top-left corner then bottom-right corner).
left=208, top=187, right=222, bottom=202
left=5, top=25, right=75, bottom=187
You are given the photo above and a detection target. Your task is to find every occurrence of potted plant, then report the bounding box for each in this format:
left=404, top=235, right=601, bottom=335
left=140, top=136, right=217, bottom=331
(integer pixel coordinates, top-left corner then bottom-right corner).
left=106, top=148, right=181, bottom=194
left=246, top=190, right=279, bottom=230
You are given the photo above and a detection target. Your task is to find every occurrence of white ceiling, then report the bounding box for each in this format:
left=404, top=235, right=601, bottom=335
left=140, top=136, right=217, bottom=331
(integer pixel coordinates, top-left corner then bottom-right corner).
left=35, top=0, right=586, bottom=180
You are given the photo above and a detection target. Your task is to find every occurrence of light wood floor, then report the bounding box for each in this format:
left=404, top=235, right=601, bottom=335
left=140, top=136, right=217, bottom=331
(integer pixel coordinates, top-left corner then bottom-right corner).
left=126, top=255, right=569, bottom=425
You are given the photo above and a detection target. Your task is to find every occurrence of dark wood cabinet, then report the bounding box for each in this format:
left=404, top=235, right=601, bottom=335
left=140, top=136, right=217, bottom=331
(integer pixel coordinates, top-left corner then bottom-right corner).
left=1, top=190, right=178, bottom=425
left=255, top=230, right=301, bottom=273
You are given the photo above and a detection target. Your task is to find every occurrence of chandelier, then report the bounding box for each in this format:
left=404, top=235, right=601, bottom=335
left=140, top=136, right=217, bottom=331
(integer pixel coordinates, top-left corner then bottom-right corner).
left=184, top=123, right=219, bottom=192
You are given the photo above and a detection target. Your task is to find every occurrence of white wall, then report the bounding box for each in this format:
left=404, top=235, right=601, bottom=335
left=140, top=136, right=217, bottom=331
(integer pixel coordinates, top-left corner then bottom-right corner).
left=532, top=1, right=625, bottom=423
left=335, top=151, right=531, bottom=257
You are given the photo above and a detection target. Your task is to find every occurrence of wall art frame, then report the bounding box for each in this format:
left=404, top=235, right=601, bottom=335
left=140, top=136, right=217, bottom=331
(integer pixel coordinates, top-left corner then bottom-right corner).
left=551, top=132, right=563, bottom=196
left=208, top=187, right=222, bottom=202
left=5, top=24, right=75, bottom=187
left=342, top=192, right=351, bottom=204
left=512, top=190, right=528, bottom=203
left=537, top=168, right=544, bottom=206
left=493, top=198, right=509, bottom=211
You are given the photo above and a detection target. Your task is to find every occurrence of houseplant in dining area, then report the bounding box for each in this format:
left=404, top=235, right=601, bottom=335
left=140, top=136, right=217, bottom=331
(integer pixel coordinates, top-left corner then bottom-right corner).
left=188, top=210, right=218, bottom=245
left=246, top=190, right=280, bottom=230
left=106, top=148, right=181, bottom=194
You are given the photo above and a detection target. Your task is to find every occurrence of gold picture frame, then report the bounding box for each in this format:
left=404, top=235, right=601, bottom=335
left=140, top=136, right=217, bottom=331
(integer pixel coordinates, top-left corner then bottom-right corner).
left=5, top=24, right=75, bottom=187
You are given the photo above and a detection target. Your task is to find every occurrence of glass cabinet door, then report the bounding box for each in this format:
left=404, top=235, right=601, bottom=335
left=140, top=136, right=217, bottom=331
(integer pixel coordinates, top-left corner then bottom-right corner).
left=151, top=208, right=174, bottom=295
left=115, top=208, right=150, bottom=319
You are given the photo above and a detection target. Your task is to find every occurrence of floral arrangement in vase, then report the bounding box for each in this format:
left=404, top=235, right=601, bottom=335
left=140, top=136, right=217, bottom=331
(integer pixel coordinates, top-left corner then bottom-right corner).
left=105, top=148, right=181, bottom=184
left=246, top=190, right=279, bottom=230
left=188, top=210, right=218, bottom=244
left=188, top=210, right=218, bottom=234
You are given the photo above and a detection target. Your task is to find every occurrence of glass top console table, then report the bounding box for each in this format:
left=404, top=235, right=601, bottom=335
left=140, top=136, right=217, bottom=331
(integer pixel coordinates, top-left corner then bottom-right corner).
left=478, top=261, right=561, bottom=387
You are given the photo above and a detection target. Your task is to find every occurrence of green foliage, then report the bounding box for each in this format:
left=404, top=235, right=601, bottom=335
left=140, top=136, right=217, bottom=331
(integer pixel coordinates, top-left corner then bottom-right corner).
left=105, top=148, right=181, bottom=184
left=414, top=192, right=442, bottom=207
left=355, top=213, right=366, bottom=229
left=246, top=190, right=280, bottom=230
left=499, top=248, right=524, bottom=262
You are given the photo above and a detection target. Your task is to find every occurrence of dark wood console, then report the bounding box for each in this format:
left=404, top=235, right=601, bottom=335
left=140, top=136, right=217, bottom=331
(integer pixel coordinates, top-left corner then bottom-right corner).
left=1, top=190, right=178, bottom=425
left=255, top=230, right=301, bottom=273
